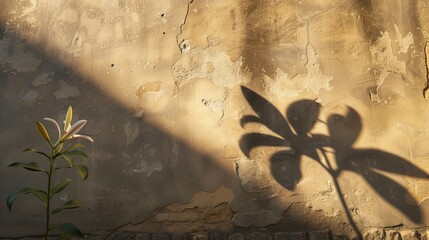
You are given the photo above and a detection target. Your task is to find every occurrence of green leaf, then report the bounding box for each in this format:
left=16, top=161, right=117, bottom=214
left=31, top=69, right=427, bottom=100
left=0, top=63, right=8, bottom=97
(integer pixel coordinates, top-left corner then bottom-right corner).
left=8, top=162, right=48, bottom=174
left=54, top=150, right=88, bottom=166
left=65, top=143, right=84, bottom=151
left=63, top=150, right=88, bottom=159
left=64, top=106, right=73, bottom=132
left=53, top=143, right=84, bottom=160
left=51, top=200, right=87, bottom=215
left=36, top=121, right=52, bottom=146
left=62, top=155, right=74, bottom=167
left=53, top=153, right=74, bottom=167
left=50, top=178, right=72, bottom=198
left=23, top=148, right=51, bottom=160
left=74, top=164, right=88, bottom=181
left=54, top=143, right=64, bottom=156
left=7, top=188, right=48, bottom=210
left=54, top=166, right=69, bottom=171
left=49, top=222, right=84, bottom=239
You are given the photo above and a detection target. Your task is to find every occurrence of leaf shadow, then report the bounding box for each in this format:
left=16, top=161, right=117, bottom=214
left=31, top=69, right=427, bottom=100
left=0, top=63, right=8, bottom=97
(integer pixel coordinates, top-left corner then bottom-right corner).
left=327, top=107, right=429, bottom=223
left=239, top=85, right=429, bottom=237
left=240, top=86, right=329, bottom=190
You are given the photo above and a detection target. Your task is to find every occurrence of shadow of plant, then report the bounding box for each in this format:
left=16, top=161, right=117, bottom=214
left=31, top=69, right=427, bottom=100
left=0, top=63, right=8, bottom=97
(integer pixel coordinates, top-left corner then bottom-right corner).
left=239, top=86, right=429, bottom=239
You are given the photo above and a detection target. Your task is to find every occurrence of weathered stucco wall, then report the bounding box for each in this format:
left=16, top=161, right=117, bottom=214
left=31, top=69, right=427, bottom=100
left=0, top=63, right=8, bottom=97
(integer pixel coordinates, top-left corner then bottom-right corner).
left=2, top=0, right=429, bottom=238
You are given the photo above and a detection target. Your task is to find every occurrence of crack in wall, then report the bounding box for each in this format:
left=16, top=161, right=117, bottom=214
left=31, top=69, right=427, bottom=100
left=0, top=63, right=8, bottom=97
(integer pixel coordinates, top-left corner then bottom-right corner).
left=176, top=0, right=194, bottom=53
left=4, top=0, right=429, bottom=237
left=423, top=42, right=429, bottom=100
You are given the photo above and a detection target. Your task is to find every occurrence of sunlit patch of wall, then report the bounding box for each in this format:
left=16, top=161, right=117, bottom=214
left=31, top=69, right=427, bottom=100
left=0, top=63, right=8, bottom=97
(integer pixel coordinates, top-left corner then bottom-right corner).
left=2, top=0, right=429, bottom=238
left=0, top=0, right=243, bottom=168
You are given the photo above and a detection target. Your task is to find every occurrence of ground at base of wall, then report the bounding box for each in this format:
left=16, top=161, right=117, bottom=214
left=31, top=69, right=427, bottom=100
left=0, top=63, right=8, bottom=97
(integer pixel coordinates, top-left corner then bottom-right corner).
left=1, top=229, right=426, bottom=240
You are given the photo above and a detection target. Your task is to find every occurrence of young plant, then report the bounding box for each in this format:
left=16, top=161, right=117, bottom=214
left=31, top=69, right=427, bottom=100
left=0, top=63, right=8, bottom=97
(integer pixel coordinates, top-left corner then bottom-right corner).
left=7, top=106, right=94, bottom=239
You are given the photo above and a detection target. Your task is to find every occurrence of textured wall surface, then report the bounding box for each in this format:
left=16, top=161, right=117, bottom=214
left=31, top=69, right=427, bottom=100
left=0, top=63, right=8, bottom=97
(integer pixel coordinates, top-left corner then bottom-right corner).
left=2, top=0, right=429, bottom=238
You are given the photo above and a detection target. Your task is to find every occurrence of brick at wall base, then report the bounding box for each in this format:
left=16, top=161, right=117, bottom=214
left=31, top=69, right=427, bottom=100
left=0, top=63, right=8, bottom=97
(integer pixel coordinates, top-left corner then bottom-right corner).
left=101, top=231, right=330, bottom=240
left=2, top=230, right=428, bottom=240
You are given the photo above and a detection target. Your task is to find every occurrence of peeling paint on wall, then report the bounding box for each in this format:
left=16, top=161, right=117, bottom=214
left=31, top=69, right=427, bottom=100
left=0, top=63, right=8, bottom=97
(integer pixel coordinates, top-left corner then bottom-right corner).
left=173, top=39, right=246, bottom=89
left=54, top=80, right=81, bottom=99
left=22, top=89, right=39, bottom=102
left=3, top=0, right=429, bottom=238
left=121, top=144, right=163, bottom=177
left=124, top=118, right=140, bottom=146
left=32, top=72, right=53, bottom=86
left=395, top=25, right=414, bottom=54
left=269, top=45, right=333, bottom=97
left=0, top=38, right=41, bottom=72
left=369, top=31, right=410, bottom=103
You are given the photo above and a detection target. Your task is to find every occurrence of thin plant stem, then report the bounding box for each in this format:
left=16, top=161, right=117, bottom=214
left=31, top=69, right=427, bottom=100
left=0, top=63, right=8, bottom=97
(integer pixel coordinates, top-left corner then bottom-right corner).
left=45, top=152, right=54, bottom=240
left=318, top=149, right=363, bottom=240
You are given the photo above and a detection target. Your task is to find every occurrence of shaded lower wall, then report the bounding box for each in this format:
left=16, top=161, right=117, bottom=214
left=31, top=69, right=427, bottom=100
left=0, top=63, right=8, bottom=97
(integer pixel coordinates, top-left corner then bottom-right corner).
left=2, top=0, right=429, bottom=238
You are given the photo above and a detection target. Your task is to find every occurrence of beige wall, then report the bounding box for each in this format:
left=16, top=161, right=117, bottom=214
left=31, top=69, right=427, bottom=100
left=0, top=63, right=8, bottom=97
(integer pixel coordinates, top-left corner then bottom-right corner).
left=1, top=0, right=429, bottom=238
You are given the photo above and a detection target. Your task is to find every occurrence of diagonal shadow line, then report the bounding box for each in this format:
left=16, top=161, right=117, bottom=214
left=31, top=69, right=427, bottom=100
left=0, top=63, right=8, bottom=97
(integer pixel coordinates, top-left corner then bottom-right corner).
left=3, top=2, right=425, bottom=238
left=0, top=21, right=239, bottom=237
left=0, top=3, right=366, bottom=238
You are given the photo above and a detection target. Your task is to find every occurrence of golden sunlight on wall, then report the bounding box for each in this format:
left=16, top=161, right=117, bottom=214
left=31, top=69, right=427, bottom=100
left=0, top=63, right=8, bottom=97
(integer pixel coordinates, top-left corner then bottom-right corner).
left=2, top=0, right=429, bottom=238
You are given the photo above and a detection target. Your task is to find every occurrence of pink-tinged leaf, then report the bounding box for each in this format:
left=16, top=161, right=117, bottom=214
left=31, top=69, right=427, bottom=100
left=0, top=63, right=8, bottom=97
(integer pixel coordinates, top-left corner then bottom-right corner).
left=61, top=120, right=87, bottom=142
left=72, top=134, right=94, bottom=142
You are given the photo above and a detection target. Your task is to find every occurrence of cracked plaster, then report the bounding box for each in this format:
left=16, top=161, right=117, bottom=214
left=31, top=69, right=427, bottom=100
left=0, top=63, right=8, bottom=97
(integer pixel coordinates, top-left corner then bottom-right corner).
left=2, top=0, right=429, bottom=238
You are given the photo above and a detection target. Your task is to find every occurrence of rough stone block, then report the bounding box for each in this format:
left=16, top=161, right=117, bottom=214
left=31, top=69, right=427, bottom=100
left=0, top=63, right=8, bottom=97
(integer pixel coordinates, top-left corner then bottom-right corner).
left=309, top=231, right=332, bottom=240
left=229, top=233, right=245, bottom=240
left=247, top=233, right=272, bottom=240
left=8, top=238, right=46, bottom=240
left=172, top=233, right=188, bottom=240
left=193, top=233, right=209, bottom=240
left=274, top=232, right=290, bottom=240
left=274, top=232, right=312, bottom=240
left=332, top=235, right=348, bottom=240
left=137, top=234, right=150, bottom=240
left=417, top=230, right=428, bottom=240
left=152, top=233, right=170, bottom=240
left=106, top=233, right=143, bottom=240
left=385, top=230, right=401, bottom=240
left=210, top=232, right=227, bottom=240
left=288, top=232, right=309, bottom=240
left=401, top=230, right=421, bottom=240
left=364, top=229, right=385, bottom=240
left=86, top=235, right=104, bottom=240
